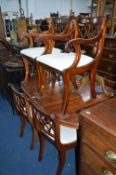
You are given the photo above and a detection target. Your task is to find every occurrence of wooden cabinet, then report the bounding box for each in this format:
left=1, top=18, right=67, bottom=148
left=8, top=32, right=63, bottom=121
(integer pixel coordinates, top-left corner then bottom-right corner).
left=90, top=0, right=116, bottom=88
left=90, top=0, right=116, bottom=36
left=97, top=37, right=116, bottom=89
left=78, top=97, right=116, bottom=175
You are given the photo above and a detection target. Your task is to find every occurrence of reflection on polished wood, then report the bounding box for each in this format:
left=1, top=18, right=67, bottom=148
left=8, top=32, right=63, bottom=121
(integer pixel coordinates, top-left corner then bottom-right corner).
left=21, top=76, right=115, bottom=127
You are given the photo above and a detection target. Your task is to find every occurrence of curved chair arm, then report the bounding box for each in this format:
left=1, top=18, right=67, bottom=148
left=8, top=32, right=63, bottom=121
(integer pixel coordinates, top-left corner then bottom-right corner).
left=65, top=30, right=102, bottom=52
left=20, top=33, right=34, bottom=48
left=8, top=83, right=24, bottom=98
left=56, top=113, right=79, bottom=129
left=0, top=39, right=12, bottom=50
left=0, top=38, right=19, bottom=54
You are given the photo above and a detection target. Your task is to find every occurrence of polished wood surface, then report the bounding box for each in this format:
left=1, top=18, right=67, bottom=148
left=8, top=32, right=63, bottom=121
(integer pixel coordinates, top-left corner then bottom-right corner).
left=79, top=97, right=116, bottom=175
left=21, top=76, right=114, bottom=128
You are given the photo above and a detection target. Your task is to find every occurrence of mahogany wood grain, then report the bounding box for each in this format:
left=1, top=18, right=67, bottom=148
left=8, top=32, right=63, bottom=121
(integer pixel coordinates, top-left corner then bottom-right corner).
left=79, top=97, right=116, bottom=175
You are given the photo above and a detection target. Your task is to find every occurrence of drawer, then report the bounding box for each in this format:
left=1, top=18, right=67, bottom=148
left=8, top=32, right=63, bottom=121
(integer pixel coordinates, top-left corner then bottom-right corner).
left=80, top=161, right=98, bottom=175
left=98, top=59, right=116, bottom=75
left=102, top=49, right=116, bottom=61
left=81, top=127, right=116, bottom=167
left=104, top=38, right=116, bottom=48
left=81, top=143, right=116, bottom=175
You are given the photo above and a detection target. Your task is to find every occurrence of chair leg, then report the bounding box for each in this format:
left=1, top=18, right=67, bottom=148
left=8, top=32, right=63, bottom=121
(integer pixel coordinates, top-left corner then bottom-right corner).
left=20, top=115, right=26, bottom=137
left=51, top=71, right=57, bottom=88
left=30, top=127, right=38, bottom=149
left=90, top=70, right=96, bottom=98
left=37, top=64, right=45, bottom=95
left=61, top=72, right=70, bottom=115
left=38, top=135, right=45, bottom=161
left=70, top=75, right=78, bottom=89
left=23, top=57, right=29, bottom=81
left=56, top=150, right=66, bottom=175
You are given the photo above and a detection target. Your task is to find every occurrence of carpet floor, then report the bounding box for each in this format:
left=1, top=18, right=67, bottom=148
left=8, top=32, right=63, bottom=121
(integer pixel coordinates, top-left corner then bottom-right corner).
left=0, top=98, right=76, bottom=175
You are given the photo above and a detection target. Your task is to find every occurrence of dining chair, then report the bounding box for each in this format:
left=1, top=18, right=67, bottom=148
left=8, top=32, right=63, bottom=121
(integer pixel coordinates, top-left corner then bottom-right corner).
left=20, top=16, right=77, bottom=81
left=9, top=83, right=38, bottom=149
left=25, top=97, right=78, bottom=175
left=36, top=16, right=108, bottom=115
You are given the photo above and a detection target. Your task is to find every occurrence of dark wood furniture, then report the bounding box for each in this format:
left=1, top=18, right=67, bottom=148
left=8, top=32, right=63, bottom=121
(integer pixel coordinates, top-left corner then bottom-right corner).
left=97, top=37, right=116, bottom=89
left=78, top=97, right=116, bottom=175
left=25, top=96, right=78, bottom=175
left=90, top=0, right=116, bottom=89
left=90, top=0, right=116, bottom=36
left=9, top=83, right=38, bottom=149
left=0, top=39, right=24, bottom=97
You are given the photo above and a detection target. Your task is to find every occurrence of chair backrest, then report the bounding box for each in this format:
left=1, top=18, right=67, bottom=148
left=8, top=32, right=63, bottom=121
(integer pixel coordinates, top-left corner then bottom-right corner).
left=77, top=15, right=107, bottom=39
left=65, top=16, right=108, bottom=70
left=25, top=97, right=56, bottom=142
left=9, top=83, right=26, bottom=116
left=76, top=16, right=108, bottom=57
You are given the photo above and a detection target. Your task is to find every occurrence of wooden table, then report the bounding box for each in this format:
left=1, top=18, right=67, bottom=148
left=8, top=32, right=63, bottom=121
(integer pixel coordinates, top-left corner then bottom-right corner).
left=21, top=76, right=114, bottom=129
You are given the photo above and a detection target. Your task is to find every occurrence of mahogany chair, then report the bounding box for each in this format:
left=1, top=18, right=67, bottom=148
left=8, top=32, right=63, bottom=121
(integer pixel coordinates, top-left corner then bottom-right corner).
left=36, top=16, right=108, bottom=114
left=9, top=83, right=38, bottom=149
left=20, top=16, right=78, bottom=81
left=25, top=97, right=77, bottom=175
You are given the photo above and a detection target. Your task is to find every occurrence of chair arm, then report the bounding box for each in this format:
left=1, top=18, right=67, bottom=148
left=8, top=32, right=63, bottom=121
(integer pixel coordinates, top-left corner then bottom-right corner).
left=30, top=26, right=74, bottom=42
left=20, top=33, right=34, bottom=48
left=8, top=83, right=24, bottom=98
left=65, top=29, right=102, bottom=52
left=56, top=113, right=79, bottom=129
left=0, top=39, right=11, bottom=50
left=0, top=38, right=18, bottom=54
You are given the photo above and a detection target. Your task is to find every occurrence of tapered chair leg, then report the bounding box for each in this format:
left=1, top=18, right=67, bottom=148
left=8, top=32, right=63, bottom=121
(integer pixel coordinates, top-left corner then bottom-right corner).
left=38, top=135, right=45, bottom=161
left=30, top=128, right=38, bottom=149
left=70, top=75, right=78, bottom=89
left=20, top=115, right=26, bottom=137
left=56, top=150, right=66, bottom=175
left=90, top=70, right=96, bottom=98
left=61, top=72, right=70, bottom=115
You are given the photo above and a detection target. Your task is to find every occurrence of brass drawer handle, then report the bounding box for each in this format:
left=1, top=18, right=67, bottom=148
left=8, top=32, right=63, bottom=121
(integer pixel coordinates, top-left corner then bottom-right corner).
left=106, top=150, right=116, bottom=163
left=108, top=54, right=114, bottom=59
left=103, top=170, right=113, bottom=175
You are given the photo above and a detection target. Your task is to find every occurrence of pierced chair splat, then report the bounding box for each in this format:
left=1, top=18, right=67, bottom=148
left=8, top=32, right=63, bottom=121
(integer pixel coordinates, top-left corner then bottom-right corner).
left=9, top=83, right=38, bottom=149
left=36, top=16, right=108, bottom=115
left=25, top=97, right=78, bottom=175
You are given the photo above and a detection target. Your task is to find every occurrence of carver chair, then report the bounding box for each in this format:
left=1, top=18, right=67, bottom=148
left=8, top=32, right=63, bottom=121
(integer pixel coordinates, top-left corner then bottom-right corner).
left=36, top=16, right=108, bottom=114
left=9, top=83, right=38, bottom=149
left=25, top=97, right=77, bottom=175
left=20, top=16, right=78, bottom=81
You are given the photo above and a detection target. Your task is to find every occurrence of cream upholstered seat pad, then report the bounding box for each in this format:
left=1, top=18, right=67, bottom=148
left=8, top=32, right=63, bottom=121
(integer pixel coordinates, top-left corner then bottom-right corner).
left=36, top=52, right=93, bottom=71
left=44, top=124, right=77, bottom=144
left=60, top=125, right=77, bottom=144
left=20, top=47, right=62, bottom=59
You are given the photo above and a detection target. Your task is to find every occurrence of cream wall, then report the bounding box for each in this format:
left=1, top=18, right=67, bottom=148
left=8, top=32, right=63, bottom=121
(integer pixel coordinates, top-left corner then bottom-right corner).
left=0, top=0, right=91, bottom=19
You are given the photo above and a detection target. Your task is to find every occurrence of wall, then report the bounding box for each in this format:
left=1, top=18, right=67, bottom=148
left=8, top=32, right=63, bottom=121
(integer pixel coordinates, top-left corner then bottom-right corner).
left=0, top=0, right=91, bottom=20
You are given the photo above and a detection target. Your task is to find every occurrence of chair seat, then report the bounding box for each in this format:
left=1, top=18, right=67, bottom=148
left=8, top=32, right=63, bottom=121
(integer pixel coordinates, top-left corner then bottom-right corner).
left=44, top=123, right=77, bottom=144
left=60, top=125, right=77, bottom=144
left=36, top=52, right=93, bottom=71
left=20, top=47, right=62, bottom=59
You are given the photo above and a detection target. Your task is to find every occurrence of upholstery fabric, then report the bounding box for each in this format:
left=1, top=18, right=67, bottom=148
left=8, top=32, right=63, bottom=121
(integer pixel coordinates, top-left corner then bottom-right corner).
left=20, top=47, right=62, bottom=59
left=36, top=52, right=93, bottom=71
